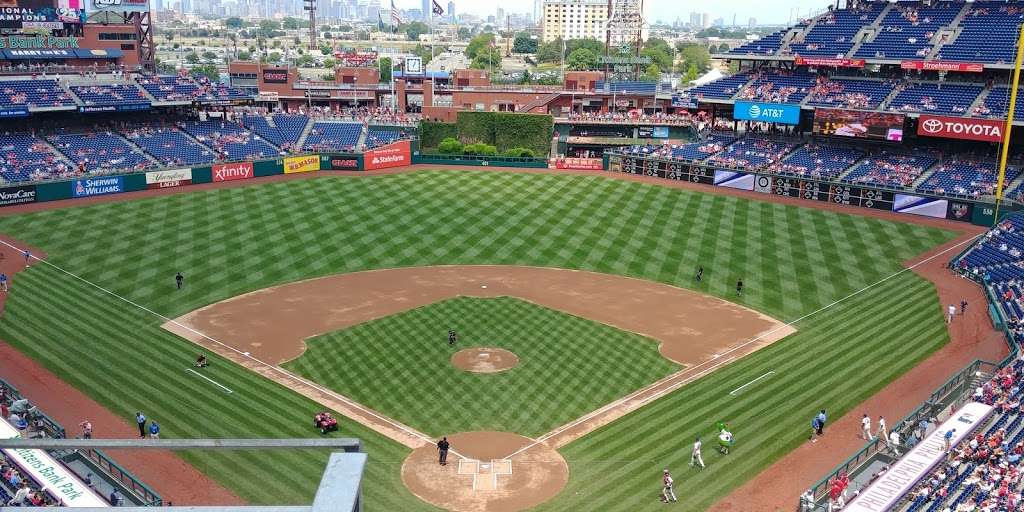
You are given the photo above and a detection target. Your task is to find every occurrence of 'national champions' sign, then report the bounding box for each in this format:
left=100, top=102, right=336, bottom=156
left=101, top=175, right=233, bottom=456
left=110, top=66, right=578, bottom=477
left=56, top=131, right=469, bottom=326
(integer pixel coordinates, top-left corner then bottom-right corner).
left=733, top=101, right=801, bottom=125
left=917, top=115, right=1004, bottom=143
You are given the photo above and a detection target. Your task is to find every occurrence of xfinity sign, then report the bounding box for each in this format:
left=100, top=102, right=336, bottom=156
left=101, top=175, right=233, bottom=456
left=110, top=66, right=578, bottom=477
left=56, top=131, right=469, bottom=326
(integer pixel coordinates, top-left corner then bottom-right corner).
left=917, top=115, right=1004, bottom=143
left=733, top=101, right=800, bottom=125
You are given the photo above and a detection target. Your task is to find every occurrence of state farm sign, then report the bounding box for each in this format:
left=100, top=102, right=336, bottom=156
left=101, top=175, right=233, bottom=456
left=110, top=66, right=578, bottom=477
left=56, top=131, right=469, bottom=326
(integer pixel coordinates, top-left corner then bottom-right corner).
left=364, top=140, right=411, bottom=170
left=917, top=115, right=1004, bottom=143
left=212, top=162, right=254, bottom=182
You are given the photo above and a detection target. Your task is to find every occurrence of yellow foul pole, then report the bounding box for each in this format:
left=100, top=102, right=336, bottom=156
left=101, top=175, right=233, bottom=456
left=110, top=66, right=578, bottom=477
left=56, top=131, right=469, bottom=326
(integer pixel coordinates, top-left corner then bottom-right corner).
left=994, top=23, right=1024, bottom=224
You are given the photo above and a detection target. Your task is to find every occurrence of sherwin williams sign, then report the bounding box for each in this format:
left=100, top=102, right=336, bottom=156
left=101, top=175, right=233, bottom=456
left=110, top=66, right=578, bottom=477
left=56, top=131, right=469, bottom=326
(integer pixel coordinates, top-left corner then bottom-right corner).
left=72, top=176, right=123, bottom=197
left=733, top=101, right=801, bottom=125
left=284, top=155, right=320, bottom=174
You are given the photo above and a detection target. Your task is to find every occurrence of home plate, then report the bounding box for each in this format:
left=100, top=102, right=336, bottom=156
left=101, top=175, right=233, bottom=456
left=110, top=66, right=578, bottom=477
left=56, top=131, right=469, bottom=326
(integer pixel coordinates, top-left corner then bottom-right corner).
left=481, top=285, right=488, bottom=289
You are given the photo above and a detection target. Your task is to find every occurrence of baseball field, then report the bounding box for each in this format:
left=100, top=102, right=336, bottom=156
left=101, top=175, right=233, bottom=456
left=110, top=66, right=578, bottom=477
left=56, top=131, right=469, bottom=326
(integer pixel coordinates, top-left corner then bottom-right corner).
left=0, top=169, right=958, bottom=510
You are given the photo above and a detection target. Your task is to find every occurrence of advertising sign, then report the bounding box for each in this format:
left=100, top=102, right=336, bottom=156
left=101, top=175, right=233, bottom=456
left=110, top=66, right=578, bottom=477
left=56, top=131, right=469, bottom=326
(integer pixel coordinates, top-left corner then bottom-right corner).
left=0, top=185, right=36, bottom=206
left=900, top=60, right=984, bottom=73
left=72, top=176, right=123, bottom=197
left=145, top=168, right=192, bottom=189
left=846, top=402, right=993, bottom=512
left=404, top=56, right=423, bottom=75
left=211, top=161, right=253, bottom=182
left=0, top=0, right=83, bottom=28
left=322, top=154, right=359, bottom=170
left=78, top=102, right=150, bottom=113
left=733, top=101, right=801, bottom=125
left=261, top=69, right=288, bottom=84
left=794, top=56, right=865, bottom=68
left=283, top=155, right=320, bottom=174
left=917, top=115, right=1004, bottom=143
left=90, top=0, right=149, bottom=12
left=671, top=95, right=696, bottom=108
left=0, top=106, right=28, bottom=118
left=551, top=158, right=604, bottom=170
left=814, top=109, right=905, bottom=141
left=364, top=140, right=411, bottom=170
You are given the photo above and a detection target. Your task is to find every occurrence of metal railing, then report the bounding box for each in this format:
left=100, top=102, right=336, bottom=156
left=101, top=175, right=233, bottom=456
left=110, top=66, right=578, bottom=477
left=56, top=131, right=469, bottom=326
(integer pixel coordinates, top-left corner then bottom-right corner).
left=81, top=449, right=163, bottom=506
left=0, top=377, right=65, bottom=439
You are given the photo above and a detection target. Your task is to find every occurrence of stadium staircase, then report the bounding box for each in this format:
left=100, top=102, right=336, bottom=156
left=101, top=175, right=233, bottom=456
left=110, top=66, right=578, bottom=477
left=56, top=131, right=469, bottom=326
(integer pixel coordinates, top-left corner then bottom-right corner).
left=59, top=81, right=84, bottom=108
left=968, top=87, right=992, bottom=115
left=910, top=160, right=944, bottom=189
left=295, top=119, right=317, bottom=149
left=836, top=154, right=871, bottom=181
left=847, top=2, right=894, bottom=58
left=137, top=84, right=159, bottom=104
left=176, top=125, right=216, bottom=154
left=877, top=85, right=907, bottom=112
left=39, top=139, right=74, bottom=168
left=356, top=129, right=368, bottom=150
left=517, top=92, right=560, bottom=114
left=119, top=134, right=160, bottom=166
left=781, top=18, right=819, bottom=55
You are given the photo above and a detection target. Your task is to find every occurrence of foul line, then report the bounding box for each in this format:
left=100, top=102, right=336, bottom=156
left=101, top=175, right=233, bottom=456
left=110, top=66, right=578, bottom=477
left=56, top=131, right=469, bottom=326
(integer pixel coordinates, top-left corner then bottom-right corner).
left=185, top=368, right=233, bottom=394
left=502, top=233, right=982, bottom=460
left=729, top=371, right=775, bottom=396
left=0, top=240, right=455, bottom=456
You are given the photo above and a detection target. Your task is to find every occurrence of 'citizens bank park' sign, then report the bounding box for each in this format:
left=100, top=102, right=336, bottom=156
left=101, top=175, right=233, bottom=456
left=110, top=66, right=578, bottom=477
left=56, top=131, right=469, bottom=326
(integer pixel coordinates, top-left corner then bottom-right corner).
left=917, top=115, right=1004, bottom=143
left=211, top=162, right=254, bottom=182
left=145, top=168, right=192, bottom=189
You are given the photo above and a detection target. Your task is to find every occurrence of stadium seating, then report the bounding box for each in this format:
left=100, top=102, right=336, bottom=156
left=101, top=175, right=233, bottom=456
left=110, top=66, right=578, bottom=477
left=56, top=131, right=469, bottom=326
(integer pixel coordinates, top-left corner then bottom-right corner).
left=728, top=29, right=791, bottom=56
left=594, top=81, right=658, bottom=95
left=767, top=143, right=863, bottom=179
left=272, top=114, right=312, bottom=146
left=0, top=134, right=66, bottom=183
left=706, top=136, right=797, bottom=170
left=125, top=125, right=217, bottom=166
left=805, top=77, right=895, bottom=110
left=736, top=71, right=817, bottom=104
left=789, top=3, right=883, bottom=57
left=302, top=122, right=362, bottom=151
left=854, top=2, right=961, bottom=60
left=886, top=82, right=982, bottom=115
left=365, top=126, right=409, bottom=148
left=239, top=115, right=284, bottom=147
left=49, top=132, right=150, bottom=172
left=842, top=152, right=936, bottom=188
left=70, top=84, right=148, bottom=107
left=687, top=72, right=751, bottom=100
left=976, top=87, right=1024, bottom=119
left=137, top=75, right=201, bottom=101
left=917, top=159, right=1020, bottom=198
left=181, top=120, right=280, bottom=161
left=667, top=134, right=736, bottom=161
left=0, top=79, right=74, bottom=109
left=937, top=3, right=1024, bottom=65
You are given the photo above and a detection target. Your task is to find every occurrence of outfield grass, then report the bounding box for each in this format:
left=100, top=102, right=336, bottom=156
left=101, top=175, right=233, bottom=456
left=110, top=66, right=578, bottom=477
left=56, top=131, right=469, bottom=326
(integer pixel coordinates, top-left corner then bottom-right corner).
left=286, top=296, right=679, bottom=438
left=0, top=171, right=957, bottom=509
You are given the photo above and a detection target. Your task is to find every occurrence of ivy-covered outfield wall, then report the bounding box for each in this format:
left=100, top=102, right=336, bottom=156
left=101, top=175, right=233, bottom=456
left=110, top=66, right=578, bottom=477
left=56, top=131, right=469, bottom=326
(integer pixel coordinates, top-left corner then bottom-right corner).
left=456, top=112, right=554, bottom=156
left=420, top=113, right=555, bottom=156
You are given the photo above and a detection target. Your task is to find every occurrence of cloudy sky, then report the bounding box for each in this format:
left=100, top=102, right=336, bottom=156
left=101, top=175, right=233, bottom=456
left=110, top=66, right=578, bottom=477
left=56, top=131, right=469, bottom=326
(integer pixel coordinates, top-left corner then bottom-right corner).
left=434, top=0, right=837, bottom=25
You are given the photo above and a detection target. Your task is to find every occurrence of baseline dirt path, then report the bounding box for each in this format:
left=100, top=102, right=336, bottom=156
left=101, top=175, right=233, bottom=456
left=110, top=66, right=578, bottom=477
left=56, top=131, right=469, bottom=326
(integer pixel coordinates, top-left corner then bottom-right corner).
left=0, top=236, right=242, bottom=506
left=710, top=228, right=1007, bottom=512
left=163, top=266, right=794, bottom=452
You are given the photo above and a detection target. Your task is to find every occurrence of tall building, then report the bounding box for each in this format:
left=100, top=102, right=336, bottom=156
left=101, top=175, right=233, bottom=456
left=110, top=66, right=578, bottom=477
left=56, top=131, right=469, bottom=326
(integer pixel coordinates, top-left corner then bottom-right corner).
left=541, top=0, right=608, bottom=43
left=422, top=0, right=430, bottom=22
left=447, top=0, right=455, bottom=21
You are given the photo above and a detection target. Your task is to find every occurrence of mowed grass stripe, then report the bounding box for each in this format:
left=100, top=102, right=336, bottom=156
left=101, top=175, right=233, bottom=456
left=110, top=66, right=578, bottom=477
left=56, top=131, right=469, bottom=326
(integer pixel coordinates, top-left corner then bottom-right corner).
left=0, top=171, right=957, bottom=509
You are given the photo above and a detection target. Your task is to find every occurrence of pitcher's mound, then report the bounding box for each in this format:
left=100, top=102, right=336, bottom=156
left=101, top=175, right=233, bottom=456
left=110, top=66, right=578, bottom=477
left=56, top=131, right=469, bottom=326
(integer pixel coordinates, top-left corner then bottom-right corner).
left=401, top=431, right=567, bottom=512
left=451, top=348, right=519, bottom=373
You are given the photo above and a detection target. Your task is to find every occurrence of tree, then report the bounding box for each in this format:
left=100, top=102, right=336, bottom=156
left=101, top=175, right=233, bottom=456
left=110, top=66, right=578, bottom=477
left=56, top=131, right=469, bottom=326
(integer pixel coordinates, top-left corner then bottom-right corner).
left=566, top=38, right=603, bottom=55
left=457, top=27, right=472, bottom=40
left=437, top=137, right=463, bottom=154
left=225, top=17, right=244, bottom=29
left=682, top=63, right=699, bottom=82
left=379, top=57, right=392, bottom=82
left=172, top=42, right=180, bottom=50
left=640, top=47, right=672, bottom=72
left=292, top=36, right=301, bottom=47
left=465, top=32, right=496, bottom=59
left=190, top=64, right=220, bottom=82
left=185, top=51, right=200, bottom=64
left=413, top=44, right=434, bottom=66
left=319, top=45, right=332, bottom=56
left=268, top=51, right=282, bottom=62
left=237, top=50, right=251, bottom=61
left=676, top=42, right=710, bottom=73
left=323, top=57, right=336, bottom=69
left=404, top=21, right=429, bottom=41
left=258, top=19, right=280, bottom=37
left=566, top=47, right=598, bottom=70
left=536, top=38, right=563, bottom=63
left=519, top=69, right=531, bottom=84
left=296, top=54, right=314, bottom=67
left=201, top=50, right=218, bottom=61
left=641, top=63, right=661, bottom=81
left=470, top=47, right=502, bottom=70
left=718, top=43, right=730, bottom=53
left=282, top=17, right=307, bottom=30
left=164, top=32, right=173, bottom=42
left=512, top=32, right=537, bottom=54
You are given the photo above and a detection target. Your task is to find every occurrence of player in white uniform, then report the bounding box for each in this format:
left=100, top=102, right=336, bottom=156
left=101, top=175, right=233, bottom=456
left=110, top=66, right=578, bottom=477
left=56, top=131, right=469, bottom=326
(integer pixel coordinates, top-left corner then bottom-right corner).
left=690, top=437, right=705, bottom=469
left=661, top=469, right=677, bottom=503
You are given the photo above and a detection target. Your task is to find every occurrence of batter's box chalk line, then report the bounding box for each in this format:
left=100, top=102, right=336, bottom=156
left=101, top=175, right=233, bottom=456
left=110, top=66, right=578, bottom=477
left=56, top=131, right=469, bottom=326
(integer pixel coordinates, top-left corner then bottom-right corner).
left=458, top=458, right=513, bottom=491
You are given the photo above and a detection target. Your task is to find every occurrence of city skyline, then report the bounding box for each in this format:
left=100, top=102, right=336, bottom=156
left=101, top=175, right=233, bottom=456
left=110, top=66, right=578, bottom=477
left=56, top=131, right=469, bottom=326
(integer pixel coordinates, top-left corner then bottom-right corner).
left=394, top=0, right=835, bottom=25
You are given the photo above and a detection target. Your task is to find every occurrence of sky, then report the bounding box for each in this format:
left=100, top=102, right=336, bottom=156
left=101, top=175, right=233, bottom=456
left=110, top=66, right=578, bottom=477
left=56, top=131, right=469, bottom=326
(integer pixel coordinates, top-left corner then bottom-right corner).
left=434, top=0, right=836, bottom=26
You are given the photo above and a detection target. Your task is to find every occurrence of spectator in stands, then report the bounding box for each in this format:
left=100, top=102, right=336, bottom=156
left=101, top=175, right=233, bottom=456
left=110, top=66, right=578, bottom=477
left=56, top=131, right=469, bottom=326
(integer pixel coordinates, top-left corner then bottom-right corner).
left=109, top=488, right=123, bottom=506
left=7, top=481, right=29, bottom=505
left=944, top=428, right=956, bottom=451
left=79, top=419, right=92, bottom=439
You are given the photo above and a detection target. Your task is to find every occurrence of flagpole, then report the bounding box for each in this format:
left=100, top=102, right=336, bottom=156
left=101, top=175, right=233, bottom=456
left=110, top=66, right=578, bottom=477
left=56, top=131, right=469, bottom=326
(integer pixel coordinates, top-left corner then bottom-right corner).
left=994, top=22, right=1024, bottom=225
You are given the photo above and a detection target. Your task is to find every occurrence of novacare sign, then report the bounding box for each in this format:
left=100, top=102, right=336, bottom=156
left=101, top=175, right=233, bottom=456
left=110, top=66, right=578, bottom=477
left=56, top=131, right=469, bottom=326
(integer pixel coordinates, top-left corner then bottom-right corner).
left=917, top=115, right=1004, bottom=143
left=733, top=101, right=801, bottom=125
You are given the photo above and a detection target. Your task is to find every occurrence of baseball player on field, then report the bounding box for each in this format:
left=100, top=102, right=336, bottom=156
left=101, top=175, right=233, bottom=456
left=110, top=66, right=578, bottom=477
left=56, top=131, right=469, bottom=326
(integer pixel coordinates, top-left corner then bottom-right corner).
left=691, top=437, right=705, bottom=469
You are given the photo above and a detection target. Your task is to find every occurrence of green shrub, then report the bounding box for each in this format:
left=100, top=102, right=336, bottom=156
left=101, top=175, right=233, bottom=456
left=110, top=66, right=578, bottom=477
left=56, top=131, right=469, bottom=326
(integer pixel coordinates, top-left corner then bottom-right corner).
left=437, top=137, right=463, bottom=154
left=503, top=147, right=536, bottom=158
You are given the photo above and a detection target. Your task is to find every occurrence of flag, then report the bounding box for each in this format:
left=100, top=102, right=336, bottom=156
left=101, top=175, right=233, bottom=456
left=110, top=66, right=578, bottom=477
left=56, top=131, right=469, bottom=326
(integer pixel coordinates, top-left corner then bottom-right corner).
left=390, top=0, right=403, bottom=28
left=378, top=12, right=386, bottom=31
left=431, top=0, right=443, bottom=15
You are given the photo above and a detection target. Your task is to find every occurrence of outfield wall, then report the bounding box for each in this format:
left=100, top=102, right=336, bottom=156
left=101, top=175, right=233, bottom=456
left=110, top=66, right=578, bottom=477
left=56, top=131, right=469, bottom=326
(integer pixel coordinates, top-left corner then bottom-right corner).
left=606, top=154, right=1015, bottom=226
